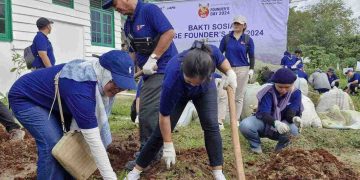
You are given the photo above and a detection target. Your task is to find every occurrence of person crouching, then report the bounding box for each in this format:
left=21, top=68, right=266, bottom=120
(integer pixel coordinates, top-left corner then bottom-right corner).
left=239, top=68, right=303, bottom=154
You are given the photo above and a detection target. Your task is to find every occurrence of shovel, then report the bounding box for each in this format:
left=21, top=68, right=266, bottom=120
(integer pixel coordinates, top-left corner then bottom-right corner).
left=226, top=86, right=246, bottom=180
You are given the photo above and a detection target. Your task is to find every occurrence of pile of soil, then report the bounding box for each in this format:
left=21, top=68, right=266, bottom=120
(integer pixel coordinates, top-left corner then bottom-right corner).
left=0, top=127, right=37, bottom=179
left=248, top=148, right=360, bottom=180
left=107, top=133, right=140, bottom=171
left=143, top=147, right=213, bottom=179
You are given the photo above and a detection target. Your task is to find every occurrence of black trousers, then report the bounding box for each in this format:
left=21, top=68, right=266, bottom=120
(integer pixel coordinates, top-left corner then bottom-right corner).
left=136, top=88, right=223, bottom=168
left=0, top=101, right=20, bottom=132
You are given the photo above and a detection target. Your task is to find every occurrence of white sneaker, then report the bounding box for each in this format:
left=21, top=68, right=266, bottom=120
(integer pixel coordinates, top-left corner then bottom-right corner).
left=219, top=123, right=225, bottom=131
left=9, top=129, right=25, bottom=141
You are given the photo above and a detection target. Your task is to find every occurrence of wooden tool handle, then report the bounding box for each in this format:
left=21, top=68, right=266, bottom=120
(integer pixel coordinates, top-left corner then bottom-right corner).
left=226, top=86, right=246, bottom=180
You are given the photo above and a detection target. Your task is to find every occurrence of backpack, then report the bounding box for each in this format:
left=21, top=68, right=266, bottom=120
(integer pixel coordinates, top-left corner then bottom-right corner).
left=224, top=33, right=250, bottom=54
left=23, top=45, right=35, bottom=69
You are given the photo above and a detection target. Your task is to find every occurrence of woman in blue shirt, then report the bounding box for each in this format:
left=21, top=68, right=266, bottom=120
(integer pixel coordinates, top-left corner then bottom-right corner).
left=9, top=50, right=136, bottom=180
left=219, top=15, right=255, bottom=124
left=240, top=68, right=303, bottom=154
left=125, top=41, right=237, bottom=180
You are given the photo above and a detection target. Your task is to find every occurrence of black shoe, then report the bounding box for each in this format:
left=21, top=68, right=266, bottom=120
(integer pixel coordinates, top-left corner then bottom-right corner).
left=125, top=160, right=137, bottom=171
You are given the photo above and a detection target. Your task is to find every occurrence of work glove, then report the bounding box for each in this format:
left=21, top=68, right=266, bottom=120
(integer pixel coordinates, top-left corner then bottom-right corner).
left=224, top=69, right=237, bottom=90
left=124, top=168, right=141, bottom=180
left=162, top=142, right=176, bottom=169
left=331, top=81, right=335, bottom=87
left=274, top=120, right=290, bottom=134
left=293, top=116, right=303, bottom=133
left=291, top=64, right=297, bottom=69
left=212, top=170, right=226, bottom=180
left=135, top=115, right=139, bottom=124
left=143, top=57, right=157, bottom=75
left=248, top=69, right=254, bottom=80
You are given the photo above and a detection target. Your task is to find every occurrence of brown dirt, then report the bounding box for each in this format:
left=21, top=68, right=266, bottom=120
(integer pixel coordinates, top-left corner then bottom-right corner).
left=247, top=148, right=360, bottom=180
left=108, top=133, right=141, bottom=171
left=0, top=127, right=37, bottom=179
left=142, top=147, right=213, bottom=180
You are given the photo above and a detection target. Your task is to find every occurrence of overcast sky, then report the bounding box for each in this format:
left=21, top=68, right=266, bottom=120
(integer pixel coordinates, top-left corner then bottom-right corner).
left=291, top=0, right=360, bottom=18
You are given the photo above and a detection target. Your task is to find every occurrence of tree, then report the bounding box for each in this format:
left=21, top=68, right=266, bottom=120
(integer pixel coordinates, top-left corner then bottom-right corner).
left=288, top=0, right=358, bottom=51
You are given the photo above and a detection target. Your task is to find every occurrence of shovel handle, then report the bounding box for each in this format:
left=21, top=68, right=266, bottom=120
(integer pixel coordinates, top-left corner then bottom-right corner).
left=226, top=86, right=246, bottom=180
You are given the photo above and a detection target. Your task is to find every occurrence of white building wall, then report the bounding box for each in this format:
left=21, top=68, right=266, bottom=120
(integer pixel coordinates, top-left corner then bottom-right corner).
left=0, top=0, right=123, bottom=94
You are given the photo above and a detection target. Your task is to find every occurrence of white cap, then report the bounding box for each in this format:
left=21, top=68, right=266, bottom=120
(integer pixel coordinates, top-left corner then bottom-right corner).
left=233, top=15, right=247, bottom=24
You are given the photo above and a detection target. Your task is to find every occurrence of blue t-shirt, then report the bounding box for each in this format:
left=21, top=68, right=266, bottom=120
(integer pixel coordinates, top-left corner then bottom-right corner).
left=219, top=31, right=255, bottom=67
left=160, top=45, right=225, bottom=116
left=31, top=31, right=56, bottom=68
left=9, top=64, right=98, bottom=129
left=280, top=54, right=292, bottom=66
left=348, top=73, right=360, bottom=83
left=124, top=1, right=178, bottom=74
left=327, top=73, right=338, bottom=84
left=256, top=86, right=302, bottom=118
left=296, top=70, right=308, bottom=81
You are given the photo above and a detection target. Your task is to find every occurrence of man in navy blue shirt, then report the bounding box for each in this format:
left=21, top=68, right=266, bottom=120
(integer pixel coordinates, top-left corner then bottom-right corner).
left=280, top=50, right=292, bottom=67
left=326, top=67, right=339, bottom=88
left=345, top=69, right=360, bottom=95
left=103, top=0, right=178, bottom=170
left=31, top=17, right=56, bottom=69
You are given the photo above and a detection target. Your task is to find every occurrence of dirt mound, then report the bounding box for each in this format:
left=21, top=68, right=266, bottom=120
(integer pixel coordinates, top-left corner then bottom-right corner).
left=248, top=148, right=360, bottom=180
left=141, top=147, right=213, bottom=179
left=0, top=127, right=37, bottom=179
left=107, top=133, right=140, bottom=171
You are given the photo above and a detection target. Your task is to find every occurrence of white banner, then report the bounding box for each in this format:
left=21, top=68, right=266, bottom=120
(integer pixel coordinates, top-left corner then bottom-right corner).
left=156, top=0, right=290, bottom=64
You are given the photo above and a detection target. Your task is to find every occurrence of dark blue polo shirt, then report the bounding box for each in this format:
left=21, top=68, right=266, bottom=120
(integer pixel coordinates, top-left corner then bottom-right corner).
left=280, top=51, right=292, bottom=66
left=348, top=73, right=360, bottom=83
left=294, top=56, right=304, bottom=69
left=296, top=70, right=308, bottom=81
left=9, top=64, right=98, bottom=129
left=327, top=73, right=338, bottom=84
left=160, top=45, right=225, bottom=116
left=219, top=31, right=255, bottom=67
left=124, top=1, right=178, bottom=74
left=31, top=31, right=56, bottom=68
left=256, top=86, right=302, bottom=119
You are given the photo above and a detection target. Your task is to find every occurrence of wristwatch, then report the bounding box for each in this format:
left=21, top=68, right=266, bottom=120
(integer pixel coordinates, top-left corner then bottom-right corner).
left=150, top=53, right=158, bottom=60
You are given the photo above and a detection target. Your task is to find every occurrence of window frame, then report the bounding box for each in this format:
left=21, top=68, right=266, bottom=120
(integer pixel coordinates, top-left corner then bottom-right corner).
left=52, top=0, right=74, bottom=9
left=90, top=7, right=115, bottom=48
left=0, top=0, right=12, bottom=42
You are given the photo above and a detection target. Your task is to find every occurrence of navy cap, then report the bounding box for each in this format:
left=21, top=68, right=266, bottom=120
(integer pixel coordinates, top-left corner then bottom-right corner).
left=36, top=17, right=53, bottom=29
left=99, top=50, right=136, bottom=90
left=345, top=69, right=353, bottom=74
left=271, top=68, right=297, bottom=84
left=328, top=67, right=335, bottom=73
left=102, top=0, right=113, bottom=9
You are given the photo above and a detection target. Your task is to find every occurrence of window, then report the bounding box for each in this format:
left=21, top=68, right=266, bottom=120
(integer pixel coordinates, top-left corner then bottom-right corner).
left=0, top=0, right=12, bottom=41
left=53, top=0, right=74, bottom=8
left=90, top=0, right=115, bottom=47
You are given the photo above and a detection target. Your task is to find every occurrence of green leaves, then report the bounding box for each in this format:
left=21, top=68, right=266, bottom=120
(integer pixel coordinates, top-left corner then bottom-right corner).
left=289, top=0, right=360, bottom=72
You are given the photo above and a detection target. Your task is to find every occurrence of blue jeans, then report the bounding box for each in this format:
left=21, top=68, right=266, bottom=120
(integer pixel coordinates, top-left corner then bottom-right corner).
left=12, top=105, right=73, bottom=180
left=239, top=116, right=299, bottom=151
left=136, top=88, right=223, bottom=168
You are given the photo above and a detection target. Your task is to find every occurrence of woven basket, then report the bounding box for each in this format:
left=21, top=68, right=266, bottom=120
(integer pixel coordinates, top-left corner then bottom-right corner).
left=52, top=131, right=97, bottom=180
